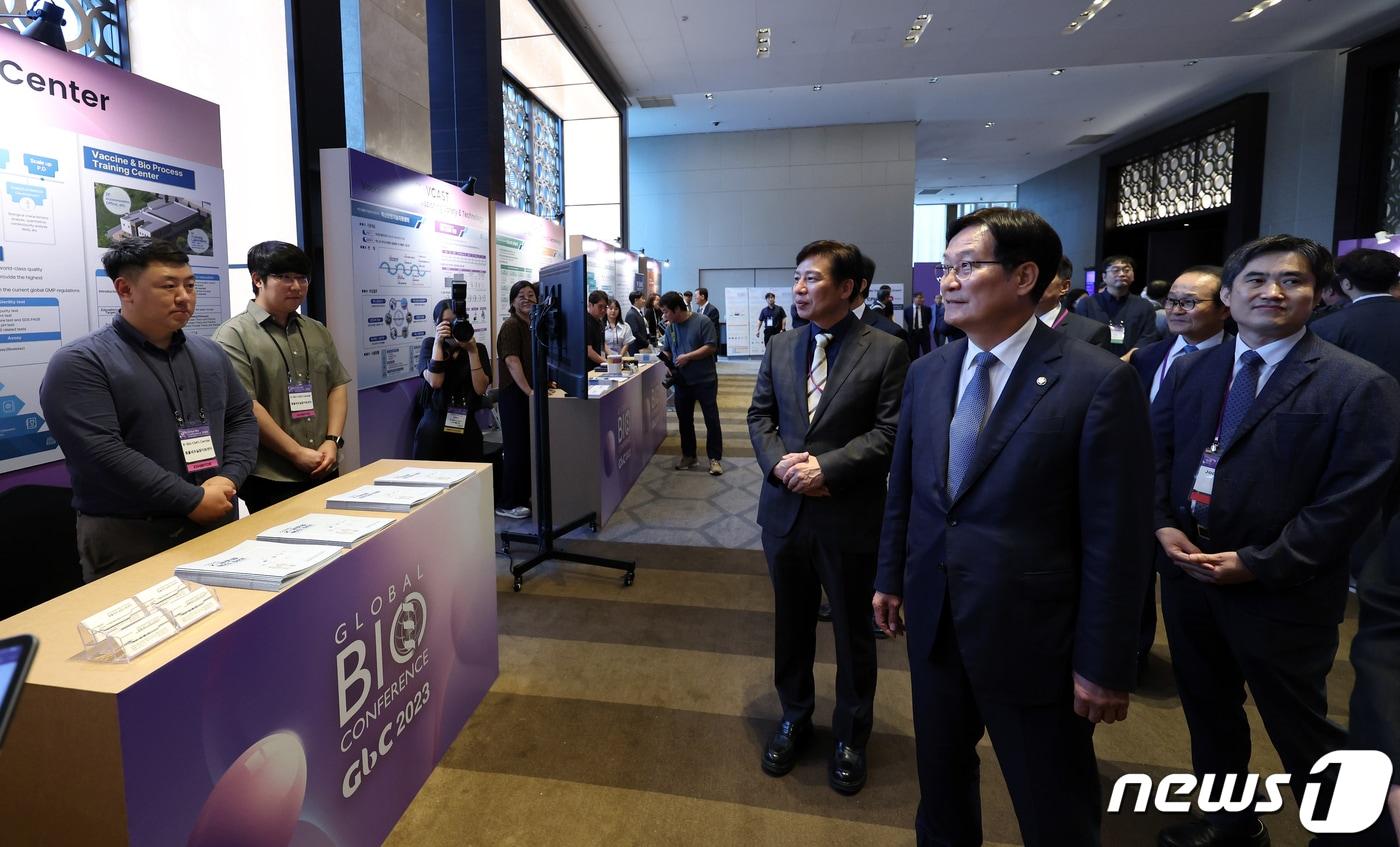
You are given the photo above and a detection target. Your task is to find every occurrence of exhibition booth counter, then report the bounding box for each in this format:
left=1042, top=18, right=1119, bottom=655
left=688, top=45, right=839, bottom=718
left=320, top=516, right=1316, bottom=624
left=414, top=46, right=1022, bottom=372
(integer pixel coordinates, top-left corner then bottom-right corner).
left=0, top=460, right=498, bottom=846
left=536, top=361, right=668, bottom=530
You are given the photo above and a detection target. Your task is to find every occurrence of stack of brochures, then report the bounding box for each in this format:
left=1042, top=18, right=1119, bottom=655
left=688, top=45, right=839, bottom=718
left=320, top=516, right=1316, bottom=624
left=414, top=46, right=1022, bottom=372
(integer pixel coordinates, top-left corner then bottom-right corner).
left=372, top=466, right=476, bottom=488
left=175, top=540, right=343, bottom=591
left=325, top=484, right=442, bottom=512
left=256, top=514, right=393, bottom=547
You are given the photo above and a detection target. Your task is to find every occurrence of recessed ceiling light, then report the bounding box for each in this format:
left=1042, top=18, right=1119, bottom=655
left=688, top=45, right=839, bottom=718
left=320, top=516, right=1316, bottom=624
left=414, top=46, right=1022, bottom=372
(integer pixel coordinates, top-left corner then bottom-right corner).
left=1062, top=0, right=1115, bottom=34
left=984, top=121, right=995, bottom=128
left=928, top=76, right=940, bottom=84
left=940, top=156, right=949, bottom=162
left=812, top=84, right=822, bottom=92
left=1184, top=59, right=1199, bottom=66
left=756, top=26, right=772, bottom=58
left=704, top=92, right=713, bottom=100
left=1050, top=68, right=1065, bottom=76
left=904, top=12, right=931, bottom=46
left=1232, top=0, right=1283, bottom=22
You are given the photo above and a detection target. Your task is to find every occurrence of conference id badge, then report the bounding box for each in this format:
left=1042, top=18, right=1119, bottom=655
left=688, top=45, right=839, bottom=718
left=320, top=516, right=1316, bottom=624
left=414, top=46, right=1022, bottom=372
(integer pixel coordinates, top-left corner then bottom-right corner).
left=444, top=407, right=468, bottom=434
left=766, top=317, right=774, bottom=327
left=1109, top=322, right=1126, bottom=345
left=178, top=425, right=219, bottom=472
left=289, top=382, right=315, bottom=420
left=1188, top=449, right=1220, bottom=508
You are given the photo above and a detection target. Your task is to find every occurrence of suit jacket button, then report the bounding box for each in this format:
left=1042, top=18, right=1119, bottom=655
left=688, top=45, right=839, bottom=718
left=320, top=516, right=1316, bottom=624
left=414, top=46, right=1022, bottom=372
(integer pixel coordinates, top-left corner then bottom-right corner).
left=947, top=518, right=957, bottom=527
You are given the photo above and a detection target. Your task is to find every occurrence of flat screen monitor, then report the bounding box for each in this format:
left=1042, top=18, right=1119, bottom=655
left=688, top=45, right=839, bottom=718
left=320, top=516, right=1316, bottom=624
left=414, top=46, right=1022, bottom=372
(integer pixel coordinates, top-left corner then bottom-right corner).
left=538, top=255, right=589, bottom=399
left=0, top=634, right=37, bottom=748
left=1084, top=268, right=1097, bottom=296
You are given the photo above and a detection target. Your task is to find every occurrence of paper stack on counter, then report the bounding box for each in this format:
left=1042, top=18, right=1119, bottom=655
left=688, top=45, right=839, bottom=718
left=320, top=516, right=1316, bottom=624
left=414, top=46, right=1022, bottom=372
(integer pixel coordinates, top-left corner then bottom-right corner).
left=325, top=484, right=442, bottom=512
left=257, top=513, right=393, bottom=547
left=175, top=540, right=342, bottom=591
left=372, top=466, right=476, bottom=488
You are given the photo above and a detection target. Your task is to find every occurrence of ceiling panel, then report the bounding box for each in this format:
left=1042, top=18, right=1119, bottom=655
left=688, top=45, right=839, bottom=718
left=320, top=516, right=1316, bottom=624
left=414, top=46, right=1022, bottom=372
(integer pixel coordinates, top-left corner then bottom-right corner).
left=502, top=34, right=594, bottom=88
left=501, top=0, right=552, bottom=38
left=533, top=83, right=620, bottom=120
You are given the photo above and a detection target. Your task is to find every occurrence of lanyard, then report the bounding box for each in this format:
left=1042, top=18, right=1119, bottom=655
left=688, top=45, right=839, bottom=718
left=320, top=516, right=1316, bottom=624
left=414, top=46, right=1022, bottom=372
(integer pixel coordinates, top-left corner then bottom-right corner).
left=1049, top=307, right=1068, bottom=330
left=132, top=343, right=205, bottom=427
left=262, top=319, right=311, bottom=384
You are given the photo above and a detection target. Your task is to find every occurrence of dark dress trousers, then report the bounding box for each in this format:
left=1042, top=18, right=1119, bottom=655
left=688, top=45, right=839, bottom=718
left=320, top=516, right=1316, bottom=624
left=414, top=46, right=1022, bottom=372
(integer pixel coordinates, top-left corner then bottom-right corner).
left=1075, top=291, right=1160, bottom=355
left=748, top=318, right=909, bottom=748
left=876, top=322, right=1154, bottom=846
left=1153, top=333, right=1400, bottom=830
left=1057, top=309, right=1112, bottom=349
left=904, top=303, right=934, bottom=358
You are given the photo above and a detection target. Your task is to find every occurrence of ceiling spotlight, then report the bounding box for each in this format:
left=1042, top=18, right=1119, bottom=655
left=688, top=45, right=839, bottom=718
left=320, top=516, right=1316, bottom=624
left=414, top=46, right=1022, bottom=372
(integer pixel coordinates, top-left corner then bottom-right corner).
left=1184, top=59, right=1199, bottom=66
left=0, top=1, right=67, bottom=51
left=984, top=121, right=996, bottom=128
left=812, top=84, right=823, bottom=91
left=1050, top=68, right=1065, bottom=76
left=1232, top=0, right=1283, bottom=22
left=638, top=248, right=646, bottom=255
left=928, top=76, right=940, bottom=84
left=664, top=259, right=672, bottom=267
left=940, top=157, right=949, bottom=162
left=756, top=26, right=772, bottom=58
left=1062, top=0, right=1115, bottom=34
left=904, top=12, right=931, bottom=46
left=757, top=27, right=770, bottom=34
left=704, top=92, right=714, bottom=100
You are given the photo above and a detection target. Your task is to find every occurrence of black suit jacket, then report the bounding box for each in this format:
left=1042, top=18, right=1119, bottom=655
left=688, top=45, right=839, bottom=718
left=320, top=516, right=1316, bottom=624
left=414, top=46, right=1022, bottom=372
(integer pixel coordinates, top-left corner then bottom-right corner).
left=1129, top=337, right=1174, bottom=398
left=933, top=303, right=964, bottom=346
left=748, top=320, right=910, bottom=553
left=904, top=304, right=933, bottom=338
left=1310, top=296, right=1400, bottom=386
left=860, top=306, right=907, bottom=343
left=1075, top=291, right=1160, bottom=354
left=624, top=306, right=648, bottom=354
left=1153, top=332, right=1400, bottom=625
left=700, top=302, right=722, bottom=338
left=1349, top=514, right=1400, bottom=769
left=875, top=322, right=1154, bottom=701
left=1057, top=310, right=1112, bottom=349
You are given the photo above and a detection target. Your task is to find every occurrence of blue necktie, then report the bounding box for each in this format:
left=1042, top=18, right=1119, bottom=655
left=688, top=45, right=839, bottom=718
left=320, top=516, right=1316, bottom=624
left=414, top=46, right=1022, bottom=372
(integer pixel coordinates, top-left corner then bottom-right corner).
left=947, top=351, right=996, bottom=499
left=1191, top=350, right=1263, bottom=527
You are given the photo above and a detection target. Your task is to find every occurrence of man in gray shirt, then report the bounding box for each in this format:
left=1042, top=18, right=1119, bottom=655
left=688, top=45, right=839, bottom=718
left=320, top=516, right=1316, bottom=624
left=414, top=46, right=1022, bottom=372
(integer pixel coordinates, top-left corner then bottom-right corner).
left=40, top=238, right=258, bottom=581
left=660, top=291, right=723, bottom=475
left=213, top=241, right=351, bottom=511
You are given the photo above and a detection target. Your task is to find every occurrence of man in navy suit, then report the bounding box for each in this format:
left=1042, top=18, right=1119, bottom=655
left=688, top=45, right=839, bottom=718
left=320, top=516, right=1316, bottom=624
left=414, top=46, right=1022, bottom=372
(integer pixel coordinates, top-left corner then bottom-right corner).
left=1312, top=248, right=1400, bottom=384
left=1037, top=256, right=1111, bottom=349
left=874, top=208, right=1153, bottom=846
left=624, top=290, right=650, bottom=354
left=856, top=255, right=908, bottom=344
left=1127, top=265, right=1231, bottom=677
left=1075, top=254, right=1161, bottom=355
left=749, top=240, right=909, bottom=796
left=905, top=291, right=934, bottom=358
left=1152, top=235, right=1400, bottom=847
left=933, top=292, right=965, bottom=347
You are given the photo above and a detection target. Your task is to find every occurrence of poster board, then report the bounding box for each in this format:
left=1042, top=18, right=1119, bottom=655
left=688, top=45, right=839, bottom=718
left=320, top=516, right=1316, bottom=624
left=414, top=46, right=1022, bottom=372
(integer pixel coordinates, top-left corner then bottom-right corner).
left=0, top=30, right=229, bottom=475
left=569, top=235, right=640, bottom=304
left=491, top=204, right=563, bottom=347
left=724, top=287, right=794, bottom=357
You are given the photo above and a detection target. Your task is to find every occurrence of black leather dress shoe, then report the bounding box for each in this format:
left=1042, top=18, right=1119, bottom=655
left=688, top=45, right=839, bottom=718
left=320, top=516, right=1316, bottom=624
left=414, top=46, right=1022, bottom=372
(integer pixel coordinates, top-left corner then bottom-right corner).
left=828, top=742, right=867, bottom=795
left=761, top=719, right=811, bottom=776
left=1158, top=819, right=1270, bottom=847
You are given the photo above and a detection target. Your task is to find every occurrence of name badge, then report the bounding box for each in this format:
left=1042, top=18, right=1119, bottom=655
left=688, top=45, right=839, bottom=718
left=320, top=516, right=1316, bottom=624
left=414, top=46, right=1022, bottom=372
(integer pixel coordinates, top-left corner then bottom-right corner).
left=289, top=382, right=315, bottom=419
left=766, top=317, right=774, bottom=327
left=1109, top=322, right=1126, bottom=345
left=444, top=407, right=468, bottom=434
left=1188, top=448, right=1220, bottom=508
left=178, top=424, right=219, bottom=472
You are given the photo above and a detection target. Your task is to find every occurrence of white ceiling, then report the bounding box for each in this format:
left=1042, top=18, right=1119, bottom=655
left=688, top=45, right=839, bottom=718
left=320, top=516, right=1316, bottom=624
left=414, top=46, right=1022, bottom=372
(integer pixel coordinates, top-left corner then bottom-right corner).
left=558, top=0, right=1400, bottom=198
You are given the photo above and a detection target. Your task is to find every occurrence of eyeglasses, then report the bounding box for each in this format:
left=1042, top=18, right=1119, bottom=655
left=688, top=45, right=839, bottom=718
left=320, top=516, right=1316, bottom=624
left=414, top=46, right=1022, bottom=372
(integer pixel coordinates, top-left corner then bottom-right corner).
left=267, top=273, right=310, bottom=286
left=1164, top=297, right=1209, bottom=311
left=939, top=260, right=1004, bottom=281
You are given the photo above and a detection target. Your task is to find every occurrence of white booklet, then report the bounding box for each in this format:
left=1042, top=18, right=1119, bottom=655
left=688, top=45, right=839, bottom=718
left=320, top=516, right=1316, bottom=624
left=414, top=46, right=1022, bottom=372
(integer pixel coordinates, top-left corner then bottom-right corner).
left=326, top=484, right=442, bottom=512
left=175, top=540, right=342, bottom=591
left=372, top=466, right=476, bottom=488
left=257, top=514, right=393, bottom=547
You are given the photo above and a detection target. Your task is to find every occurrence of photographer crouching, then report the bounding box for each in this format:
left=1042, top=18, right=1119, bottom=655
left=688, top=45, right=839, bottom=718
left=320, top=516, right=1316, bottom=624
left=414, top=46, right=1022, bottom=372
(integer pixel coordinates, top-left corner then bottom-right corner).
left=413, top=297, right=491, bottom=461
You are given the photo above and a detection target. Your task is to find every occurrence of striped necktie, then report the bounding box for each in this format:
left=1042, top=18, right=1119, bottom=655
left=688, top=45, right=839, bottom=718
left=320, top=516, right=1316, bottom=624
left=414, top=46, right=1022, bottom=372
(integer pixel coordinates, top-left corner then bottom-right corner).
left=947, top=352, right=997, bottom=498
left=808, top=333, right=832, bottom=422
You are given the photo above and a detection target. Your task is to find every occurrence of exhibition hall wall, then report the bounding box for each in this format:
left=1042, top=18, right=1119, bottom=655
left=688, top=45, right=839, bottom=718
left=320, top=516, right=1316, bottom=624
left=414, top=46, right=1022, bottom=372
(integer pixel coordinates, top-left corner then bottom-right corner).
left=341, top=0, right=434, bottom=175
left=1019, top=51, right=1348, bottom=268
left=628, top=122, right=917, bottom=320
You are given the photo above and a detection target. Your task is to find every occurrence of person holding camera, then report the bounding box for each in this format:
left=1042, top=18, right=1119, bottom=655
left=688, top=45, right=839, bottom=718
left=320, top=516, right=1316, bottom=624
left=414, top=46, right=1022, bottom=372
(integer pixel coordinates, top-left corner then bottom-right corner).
left=413, top=298, right=491, bottom=461
left=213, top=241, right=351, bottom=512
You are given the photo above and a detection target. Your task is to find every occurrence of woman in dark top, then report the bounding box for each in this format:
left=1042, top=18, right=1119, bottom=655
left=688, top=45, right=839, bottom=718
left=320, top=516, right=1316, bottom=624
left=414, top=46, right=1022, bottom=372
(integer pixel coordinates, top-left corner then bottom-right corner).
left=645, top=292, right=663, bottom=344
left=413, top=299, right=491, bottom=461
left=494, top=280, right=538, bottom=519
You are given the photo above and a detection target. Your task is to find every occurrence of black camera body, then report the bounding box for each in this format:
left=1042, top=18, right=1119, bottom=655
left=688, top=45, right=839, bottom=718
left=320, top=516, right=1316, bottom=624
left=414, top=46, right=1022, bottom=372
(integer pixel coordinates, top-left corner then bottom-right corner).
left=450, top=282, right=474, bottom=345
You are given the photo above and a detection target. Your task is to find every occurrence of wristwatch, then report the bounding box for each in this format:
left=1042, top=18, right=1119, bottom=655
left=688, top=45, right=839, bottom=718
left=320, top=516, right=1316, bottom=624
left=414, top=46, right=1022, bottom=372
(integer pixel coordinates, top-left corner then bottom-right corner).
left=324, top=434, right=345, bottom=449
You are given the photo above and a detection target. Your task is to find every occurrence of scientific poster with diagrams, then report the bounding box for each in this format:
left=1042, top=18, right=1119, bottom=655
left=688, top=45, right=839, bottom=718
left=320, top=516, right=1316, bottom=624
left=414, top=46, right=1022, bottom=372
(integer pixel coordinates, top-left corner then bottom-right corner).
left=492, top=203, right=563, bottom=345
left=0, top=30, right=228, bottom=475
left=342, top=150, right=490, bottom=390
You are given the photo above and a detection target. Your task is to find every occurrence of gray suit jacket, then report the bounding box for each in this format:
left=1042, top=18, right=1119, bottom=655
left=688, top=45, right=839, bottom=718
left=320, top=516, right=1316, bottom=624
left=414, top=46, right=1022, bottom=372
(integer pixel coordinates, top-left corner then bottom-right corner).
left=748, top=318, right=910, bottom=552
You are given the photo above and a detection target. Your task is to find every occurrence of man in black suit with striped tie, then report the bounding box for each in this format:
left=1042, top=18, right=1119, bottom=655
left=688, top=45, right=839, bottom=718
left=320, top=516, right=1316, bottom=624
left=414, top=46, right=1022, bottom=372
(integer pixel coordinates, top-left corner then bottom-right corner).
left=748, top=240, right=909, bottom=797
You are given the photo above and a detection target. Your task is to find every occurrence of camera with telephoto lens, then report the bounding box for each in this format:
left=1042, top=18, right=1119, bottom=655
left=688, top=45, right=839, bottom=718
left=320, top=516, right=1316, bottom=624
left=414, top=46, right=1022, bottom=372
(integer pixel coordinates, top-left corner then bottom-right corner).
left=450, top=282, right=474, bottom=345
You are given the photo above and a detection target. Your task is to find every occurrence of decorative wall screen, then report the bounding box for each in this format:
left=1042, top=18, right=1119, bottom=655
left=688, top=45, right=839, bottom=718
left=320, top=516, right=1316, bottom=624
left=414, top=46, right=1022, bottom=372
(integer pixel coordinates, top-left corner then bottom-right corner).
left=1114, top=125, right=1235, bottom=227
left=502, top=76, right=563, bottom=218
left=0, top=0, right=126, bottom=67
left=1381, top=68, right=1400, bottom=233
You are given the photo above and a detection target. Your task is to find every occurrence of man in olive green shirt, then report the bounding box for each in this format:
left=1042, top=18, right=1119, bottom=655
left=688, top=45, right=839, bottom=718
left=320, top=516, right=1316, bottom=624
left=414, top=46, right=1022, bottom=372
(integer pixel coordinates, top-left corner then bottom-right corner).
left=213, top=241, right=352, bottom=511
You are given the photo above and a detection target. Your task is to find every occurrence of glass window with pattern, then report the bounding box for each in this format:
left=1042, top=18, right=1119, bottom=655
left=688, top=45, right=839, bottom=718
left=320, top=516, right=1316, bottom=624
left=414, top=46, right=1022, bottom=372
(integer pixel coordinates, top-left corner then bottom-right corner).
left=502, top=76, right=564, bottom=218
left=0, top=0, right=127, bottom=67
